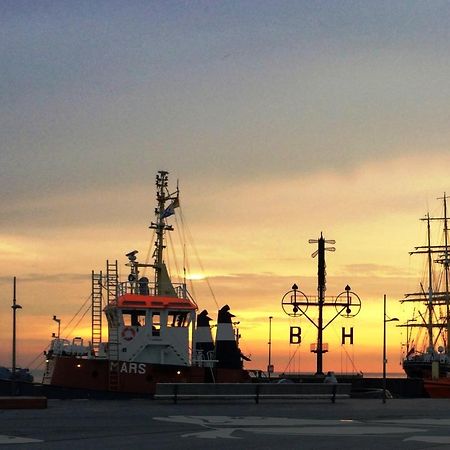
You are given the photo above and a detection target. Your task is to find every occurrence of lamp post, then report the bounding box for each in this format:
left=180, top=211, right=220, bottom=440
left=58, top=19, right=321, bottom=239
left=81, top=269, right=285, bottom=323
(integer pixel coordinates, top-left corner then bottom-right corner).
left=52, top=315, right=61, bottom=339
left=268, top=316, right=273, bottom=379
left=383, top=294, right=398, bottom=403
left=11, top=277, right=22, bottom=396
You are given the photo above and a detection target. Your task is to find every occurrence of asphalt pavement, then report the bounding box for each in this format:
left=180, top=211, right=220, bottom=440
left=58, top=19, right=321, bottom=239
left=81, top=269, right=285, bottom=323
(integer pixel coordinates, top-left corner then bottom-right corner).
left=1, top=398, right=450, bottom=449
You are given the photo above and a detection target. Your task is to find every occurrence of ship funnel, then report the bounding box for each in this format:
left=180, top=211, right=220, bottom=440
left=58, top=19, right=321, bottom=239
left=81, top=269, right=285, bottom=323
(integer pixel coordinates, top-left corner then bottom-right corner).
left=194, top=310, right=215, bottom=366
left=215, top=305, right=243, bottom=369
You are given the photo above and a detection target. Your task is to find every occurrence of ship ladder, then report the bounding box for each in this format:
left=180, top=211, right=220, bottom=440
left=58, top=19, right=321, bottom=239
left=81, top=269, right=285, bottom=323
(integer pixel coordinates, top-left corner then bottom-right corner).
left=106, top=260, right=120, bottom=391
left=170, top=344, right=189, bottom=366
left=108, top=325, right=120, bottom=391
left=91, top=271, right=103, bottom=356
left=106, top=260, right=119, bottom=305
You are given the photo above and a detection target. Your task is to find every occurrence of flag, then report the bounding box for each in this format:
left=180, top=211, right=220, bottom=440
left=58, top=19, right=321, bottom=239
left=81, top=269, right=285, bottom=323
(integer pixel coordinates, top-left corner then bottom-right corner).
left=161, top=197, right=179, bottom=219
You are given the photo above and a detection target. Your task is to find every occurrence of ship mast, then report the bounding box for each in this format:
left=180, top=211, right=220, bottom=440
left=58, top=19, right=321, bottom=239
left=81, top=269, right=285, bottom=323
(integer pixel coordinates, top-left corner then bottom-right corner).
left=425, top=213, right=434, bottom=350
left=400, top=195, right=450, bottom=354
left=439, top=194, right=450, bottom=353
left=402, top=214, right=435, bottom=350
left=150, top=170, right=179, bottom=296
left=426, top=194, right=450, bottom=353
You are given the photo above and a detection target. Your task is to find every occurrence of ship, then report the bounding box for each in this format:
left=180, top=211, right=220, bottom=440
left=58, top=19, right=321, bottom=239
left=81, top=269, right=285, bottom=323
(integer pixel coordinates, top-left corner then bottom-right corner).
left=42, top=170, right=250, bottom=395
left=399, top=194, right=450, bottom=396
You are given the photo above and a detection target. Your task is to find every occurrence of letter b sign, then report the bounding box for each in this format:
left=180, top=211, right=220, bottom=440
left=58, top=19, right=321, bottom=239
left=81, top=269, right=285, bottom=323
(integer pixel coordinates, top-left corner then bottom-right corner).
left=290, top=326, right=301, bottom=344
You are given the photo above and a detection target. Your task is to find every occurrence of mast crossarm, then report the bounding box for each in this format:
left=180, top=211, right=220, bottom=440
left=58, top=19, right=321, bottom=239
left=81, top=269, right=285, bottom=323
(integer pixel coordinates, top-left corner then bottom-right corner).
left=413, top=245, right=449, bottom=248
left=424, top=217, right=449, bottom=221
left=411, top=248, right=449, bottom=255
left=400, top=298, right=428, bottom=303
left=401, top=292, right=450, bottom=303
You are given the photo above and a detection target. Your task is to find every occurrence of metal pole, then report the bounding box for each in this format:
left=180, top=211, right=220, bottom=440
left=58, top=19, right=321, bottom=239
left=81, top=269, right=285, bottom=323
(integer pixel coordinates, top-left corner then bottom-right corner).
left=382, top=294, right=398, bottom=403
left=53, top=316, right=61, bottom=339
left=317, top=296, right=324, bottom=375
left=11, top=277, right=22, bottom=396
left=383, top=294, right=387, bottom=403
left=12, top=277, right=16, bottom=390
left=268, top=316, right=273, bottom=379
left=317, top=236, right=325, bottom=375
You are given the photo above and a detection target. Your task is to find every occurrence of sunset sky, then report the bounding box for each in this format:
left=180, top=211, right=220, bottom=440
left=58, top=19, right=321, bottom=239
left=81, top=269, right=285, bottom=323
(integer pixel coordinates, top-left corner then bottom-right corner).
left=2, top=1, right=450, bottom=378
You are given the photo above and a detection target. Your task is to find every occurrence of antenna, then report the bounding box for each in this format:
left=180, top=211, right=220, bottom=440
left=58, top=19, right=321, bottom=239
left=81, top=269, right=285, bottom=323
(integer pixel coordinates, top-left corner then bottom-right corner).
left=309, top=232, right=336, bottom=257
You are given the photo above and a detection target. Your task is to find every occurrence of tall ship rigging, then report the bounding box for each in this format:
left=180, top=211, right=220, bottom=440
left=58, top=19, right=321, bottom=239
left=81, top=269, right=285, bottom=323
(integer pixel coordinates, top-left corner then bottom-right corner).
left=400, top=194, right=450, bottom=383
left=42, top=170, right=250, bottom=395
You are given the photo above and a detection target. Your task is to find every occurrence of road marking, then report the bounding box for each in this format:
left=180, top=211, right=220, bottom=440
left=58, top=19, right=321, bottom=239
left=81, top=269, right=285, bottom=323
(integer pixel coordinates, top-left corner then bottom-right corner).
left=405, top=436, right=450, bottom=444
left=375, top=418, right=450, bottom=426
left=0, top=435, right=43, bottom=444
left=153, top=416, right=428, bottom=440
left=155, top=416, right=363, bottom=426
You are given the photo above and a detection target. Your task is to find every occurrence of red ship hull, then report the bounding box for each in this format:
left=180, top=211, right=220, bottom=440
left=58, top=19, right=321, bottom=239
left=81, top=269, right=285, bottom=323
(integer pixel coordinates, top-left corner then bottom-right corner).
left=423, top=378, right=450, bottom=398
left=46, top=356, right=250, bottom=395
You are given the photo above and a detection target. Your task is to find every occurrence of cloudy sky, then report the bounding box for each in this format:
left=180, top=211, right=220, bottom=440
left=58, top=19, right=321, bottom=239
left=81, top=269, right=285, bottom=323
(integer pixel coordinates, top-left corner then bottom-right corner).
left=2, top=1, right=450, bottom=376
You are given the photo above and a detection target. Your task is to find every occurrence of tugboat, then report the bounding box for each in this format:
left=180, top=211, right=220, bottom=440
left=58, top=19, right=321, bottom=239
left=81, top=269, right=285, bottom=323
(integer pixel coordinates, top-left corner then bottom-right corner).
left=42, top=171, right=250, bottom=395
left=399, top=194, right=450, bottom=396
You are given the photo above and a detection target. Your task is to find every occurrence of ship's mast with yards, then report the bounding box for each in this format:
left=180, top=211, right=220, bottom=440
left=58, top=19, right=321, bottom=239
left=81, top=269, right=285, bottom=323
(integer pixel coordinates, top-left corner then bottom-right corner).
left=399, top=194, right=450, bottom=354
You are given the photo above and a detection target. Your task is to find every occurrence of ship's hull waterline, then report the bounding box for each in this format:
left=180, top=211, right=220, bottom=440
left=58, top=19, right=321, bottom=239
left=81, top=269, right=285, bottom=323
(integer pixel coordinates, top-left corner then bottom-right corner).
left=403, top=360, right=450, bottom=380
left=45, top=356, right=250, bottom=395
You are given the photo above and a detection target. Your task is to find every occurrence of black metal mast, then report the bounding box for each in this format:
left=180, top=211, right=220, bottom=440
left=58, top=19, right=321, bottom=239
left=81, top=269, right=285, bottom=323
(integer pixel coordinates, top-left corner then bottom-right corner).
left=281, top=233, right=361, bottom=375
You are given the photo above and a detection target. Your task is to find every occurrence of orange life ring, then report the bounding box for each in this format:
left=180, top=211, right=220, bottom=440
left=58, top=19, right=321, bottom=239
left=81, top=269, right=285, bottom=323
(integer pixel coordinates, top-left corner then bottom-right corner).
left=121, top=326, right=136, bottom=341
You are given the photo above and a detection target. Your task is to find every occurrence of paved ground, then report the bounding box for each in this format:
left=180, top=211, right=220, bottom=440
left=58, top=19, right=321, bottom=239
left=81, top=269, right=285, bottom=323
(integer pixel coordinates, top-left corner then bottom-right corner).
left=1, top=398, right=450, bottom=449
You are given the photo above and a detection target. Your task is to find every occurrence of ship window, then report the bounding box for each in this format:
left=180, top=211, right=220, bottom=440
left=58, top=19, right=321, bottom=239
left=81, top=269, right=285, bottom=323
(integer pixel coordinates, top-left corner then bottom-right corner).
left=122, top=310, right=146, bottom=327
left=168, top=311, right=188, bottom=327
left=152, top=312, right=160, bottom=336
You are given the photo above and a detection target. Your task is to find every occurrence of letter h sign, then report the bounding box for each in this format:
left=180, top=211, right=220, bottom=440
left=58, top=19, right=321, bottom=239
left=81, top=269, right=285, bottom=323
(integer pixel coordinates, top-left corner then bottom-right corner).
left=341, top=327, right=354, bottom=345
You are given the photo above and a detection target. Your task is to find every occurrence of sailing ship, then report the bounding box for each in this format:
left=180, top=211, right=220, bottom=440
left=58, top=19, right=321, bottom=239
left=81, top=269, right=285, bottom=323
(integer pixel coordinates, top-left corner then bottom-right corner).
left=42, top=170, right=250, bottom=395
left=400, top=194, right=450, bottom=396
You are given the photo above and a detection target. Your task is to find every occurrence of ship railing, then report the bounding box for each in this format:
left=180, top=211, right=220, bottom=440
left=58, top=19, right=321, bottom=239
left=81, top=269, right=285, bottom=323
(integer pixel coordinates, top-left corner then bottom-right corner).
left=48, top=337, right=91, bottom=357
left=192, top=350, right=217, bottom=368
left=117, top=281, right=197, bottom=305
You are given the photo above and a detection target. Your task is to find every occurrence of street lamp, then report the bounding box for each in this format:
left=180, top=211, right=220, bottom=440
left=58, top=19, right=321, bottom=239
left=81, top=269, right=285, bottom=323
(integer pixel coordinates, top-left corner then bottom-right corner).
left=268, top=316, right=273, bottom=379
left=383, top=294, right=398, bottom=403
left=11, top=277, right=22, bottom=396
left=52, top=315, right=61, bottom=339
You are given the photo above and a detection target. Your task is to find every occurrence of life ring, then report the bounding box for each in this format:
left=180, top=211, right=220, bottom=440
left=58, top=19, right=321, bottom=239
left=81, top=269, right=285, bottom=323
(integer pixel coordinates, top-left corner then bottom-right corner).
left=121, top=326, right=136, bottom=341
